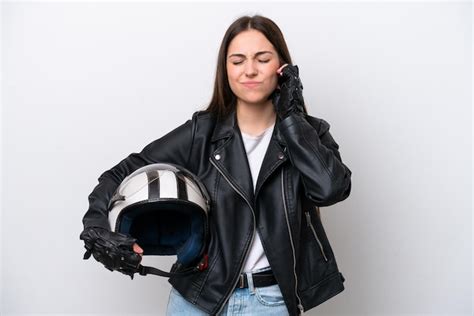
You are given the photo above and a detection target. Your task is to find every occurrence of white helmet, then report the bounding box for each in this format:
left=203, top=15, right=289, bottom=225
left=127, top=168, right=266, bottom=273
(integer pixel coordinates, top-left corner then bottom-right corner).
left=107, top=163, right=210, bottom=277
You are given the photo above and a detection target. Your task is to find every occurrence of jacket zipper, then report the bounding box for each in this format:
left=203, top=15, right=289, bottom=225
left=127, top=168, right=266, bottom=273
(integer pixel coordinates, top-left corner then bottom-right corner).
left=304, top=211, right=328, bottom=262
left=281, top=167, right=305, bottom=315
left=209, top=157, right=256, bottom=315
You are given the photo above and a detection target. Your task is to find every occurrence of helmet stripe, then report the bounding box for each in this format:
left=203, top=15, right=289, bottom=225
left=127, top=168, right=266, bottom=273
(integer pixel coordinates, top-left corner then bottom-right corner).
left=176, top=171, right=188, bottom=201
left=147, top=170, right=161, bottom=200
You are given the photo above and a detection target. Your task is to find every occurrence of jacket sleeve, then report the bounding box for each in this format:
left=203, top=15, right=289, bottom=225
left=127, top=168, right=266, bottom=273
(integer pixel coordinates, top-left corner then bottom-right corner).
left=82, top=112, right=198, bottom=230
left=277, top=112, right=352, bottom=207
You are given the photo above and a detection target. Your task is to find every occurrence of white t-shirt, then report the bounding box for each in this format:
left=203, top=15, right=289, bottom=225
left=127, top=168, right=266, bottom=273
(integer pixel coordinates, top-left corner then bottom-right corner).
left=240, top=122, right=275, bottom=272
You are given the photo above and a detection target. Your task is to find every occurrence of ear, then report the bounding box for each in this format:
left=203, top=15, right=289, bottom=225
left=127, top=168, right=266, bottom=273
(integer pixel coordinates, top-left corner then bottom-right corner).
left=277, top=63, right=289, bottom=75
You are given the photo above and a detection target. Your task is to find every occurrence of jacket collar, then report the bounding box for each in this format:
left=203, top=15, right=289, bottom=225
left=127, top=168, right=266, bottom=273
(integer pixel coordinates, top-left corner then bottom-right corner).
left=210, top=109, right=235, bottom=142
left=211, top=107, right=287, bottom=146
left=209, top=107, right=288, bottom=205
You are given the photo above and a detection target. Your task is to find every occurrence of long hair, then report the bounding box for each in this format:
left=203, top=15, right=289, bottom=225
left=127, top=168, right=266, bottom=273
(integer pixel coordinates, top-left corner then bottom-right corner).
left=204, top=15, right=305, bottom=120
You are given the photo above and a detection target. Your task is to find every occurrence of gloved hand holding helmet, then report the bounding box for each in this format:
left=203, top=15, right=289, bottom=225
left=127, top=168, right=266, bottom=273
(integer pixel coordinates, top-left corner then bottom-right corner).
left=80, top=226, right=142, bottom=279
left=80, top=163, right=211, bottom=279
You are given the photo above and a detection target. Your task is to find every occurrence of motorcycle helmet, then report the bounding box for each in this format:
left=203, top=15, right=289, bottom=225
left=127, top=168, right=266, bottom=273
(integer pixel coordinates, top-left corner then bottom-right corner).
left=107, top=162, right=210, bottom=277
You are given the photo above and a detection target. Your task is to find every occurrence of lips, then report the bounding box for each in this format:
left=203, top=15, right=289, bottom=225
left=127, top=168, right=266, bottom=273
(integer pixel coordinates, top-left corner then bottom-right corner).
left=241, top=82, right=261, bottom=88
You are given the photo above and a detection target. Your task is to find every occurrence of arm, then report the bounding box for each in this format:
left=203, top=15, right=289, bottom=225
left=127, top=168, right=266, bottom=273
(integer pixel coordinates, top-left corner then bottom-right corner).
left=82, top=112, right=199, bottom=230
left=277, top=113, right=352, bottom=207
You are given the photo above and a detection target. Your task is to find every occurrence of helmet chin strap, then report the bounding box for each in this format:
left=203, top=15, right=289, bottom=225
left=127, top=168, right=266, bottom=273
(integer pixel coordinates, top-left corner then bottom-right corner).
left=137, top=252, right=209, bottom=278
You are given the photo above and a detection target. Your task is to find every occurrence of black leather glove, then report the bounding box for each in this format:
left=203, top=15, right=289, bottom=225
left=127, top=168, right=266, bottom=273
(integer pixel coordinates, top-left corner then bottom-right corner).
left=80, top=226, right=142, bottom=279
left=269, top=64, right=306, bottom=120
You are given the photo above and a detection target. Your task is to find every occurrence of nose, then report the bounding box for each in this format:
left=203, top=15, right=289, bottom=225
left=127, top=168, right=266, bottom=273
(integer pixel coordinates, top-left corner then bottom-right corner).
left=244, top=61, right=258, bottom=77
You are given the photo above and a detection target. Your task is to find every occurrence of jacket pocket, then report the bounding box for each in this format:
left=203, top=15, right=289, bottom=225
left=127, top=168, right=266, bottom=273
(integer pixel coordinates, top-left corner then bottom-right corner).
left=304, top=210, right=328, bottom=262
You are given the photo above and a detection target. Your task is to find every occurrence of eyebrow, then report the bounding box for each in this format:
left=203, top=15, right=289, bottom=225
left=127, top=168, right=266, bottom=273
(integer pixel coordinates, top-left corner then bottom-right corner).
left=228, top=51, right=274, bottom=58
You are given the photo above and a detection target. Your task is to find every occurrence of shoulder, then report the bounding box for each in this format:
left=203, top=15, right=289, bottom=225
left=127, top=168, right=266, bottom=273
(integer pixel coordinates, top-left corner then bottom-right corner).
left=187, top=110, right=217, bottom=139
left=191, top=110, right=214, bottom=121
left=190, top=110, right=217, bottom=128
left=305, top=114, right=331, bottom=136
left=160, top=110, right=212, bottom=140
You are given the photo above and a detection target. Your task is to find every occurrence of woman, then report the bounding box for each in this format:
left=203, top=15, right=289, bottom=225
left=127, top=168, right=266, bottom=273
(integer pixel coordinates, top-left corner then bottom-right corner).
left=80, top=15, right=352, bottom=316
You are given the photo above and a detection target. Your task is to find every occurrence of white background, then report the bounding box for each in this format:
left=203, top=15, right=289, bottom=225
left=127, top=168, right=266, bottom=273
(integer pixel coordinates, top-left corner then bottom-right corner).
left=1, top=1, right=472, bottom=315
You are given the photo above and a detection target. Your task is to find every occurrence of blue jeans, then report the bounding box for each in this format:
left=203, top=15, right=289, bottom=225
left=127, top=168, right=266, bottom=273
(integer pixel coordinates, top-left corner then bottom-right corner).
left=166, top=266, right=290, bottom=315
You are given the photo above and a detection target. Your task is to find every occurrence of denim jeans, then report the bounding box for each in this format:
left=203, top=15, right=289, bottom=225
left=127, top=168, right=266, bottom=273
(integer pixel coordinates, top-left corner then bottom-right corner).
left=166, top=266, right=290, bottom=315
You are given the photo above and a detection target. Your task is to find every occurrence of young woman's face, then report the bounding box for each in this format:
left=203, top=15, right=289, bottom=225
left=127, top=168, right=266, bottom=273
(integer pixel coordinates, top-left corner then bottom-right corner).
left=226, top=29, right=281, bottom=106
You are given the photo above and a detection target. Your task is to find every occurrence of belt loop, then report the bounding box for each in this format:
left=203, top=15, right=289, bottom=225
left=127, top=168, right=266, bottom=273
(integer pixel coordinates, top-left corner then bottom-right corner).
left=239, top=274, right=245, bottom=288
left=245, top=271, right=255, bottom=294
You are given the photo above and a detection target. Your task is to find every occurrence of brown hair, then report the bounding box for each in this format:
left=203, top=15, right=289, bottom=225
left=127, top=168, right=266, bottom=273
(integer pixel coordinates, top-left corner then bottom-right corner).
left=203, top=15, right=305, bottom=120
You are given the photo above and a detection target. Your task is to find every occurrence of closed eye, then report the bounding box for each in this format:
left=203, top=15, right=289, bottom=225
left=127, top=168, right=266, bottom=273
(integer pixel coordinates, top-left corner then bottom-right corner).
left=232, top=60, right=270, bottom=65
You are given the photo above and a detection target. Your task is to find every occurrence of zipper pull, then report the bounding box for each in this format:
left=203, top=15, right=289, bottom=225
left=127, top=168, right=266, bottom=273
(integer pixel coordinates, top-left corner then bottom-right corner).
left=297, top=304, right=305, bottom=314
left=305, top=211, right=311, bottom=227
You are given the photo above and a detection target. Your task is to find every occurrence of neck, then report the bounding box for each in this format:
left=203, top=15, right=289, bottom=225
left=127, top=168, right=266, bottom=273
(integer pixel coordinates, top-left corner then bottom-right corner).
left=236, top=99, right=277, bottom=135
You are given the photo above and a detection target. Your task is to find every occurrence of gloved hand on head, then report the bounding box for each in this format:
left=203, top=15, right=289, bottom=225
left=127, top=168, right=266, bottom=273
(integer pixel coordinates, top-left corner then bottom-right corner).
left=269, top=64, right=306, bottom=120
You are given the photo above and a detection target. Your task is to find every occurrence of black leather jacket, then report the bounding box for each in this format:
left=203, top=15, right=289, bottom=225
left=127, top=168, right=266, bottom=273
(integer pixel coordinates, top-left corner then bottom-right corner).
left=82, top=108, right=352, bottom=315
